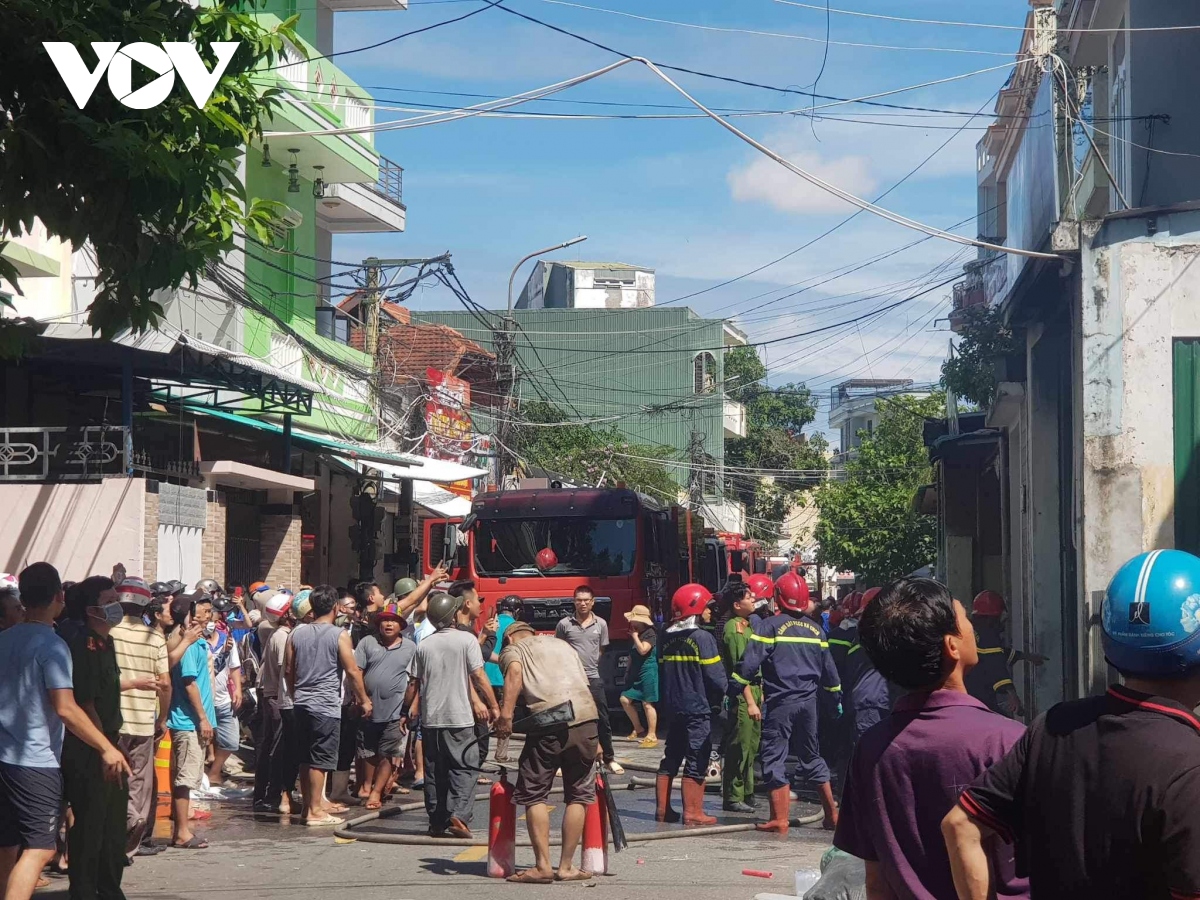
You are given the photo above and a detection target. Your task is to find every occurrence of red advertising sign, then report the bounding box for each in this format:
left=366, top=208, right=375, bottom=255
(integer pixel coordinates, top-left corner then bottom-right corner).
left=425, top=368, right=475, bottom=494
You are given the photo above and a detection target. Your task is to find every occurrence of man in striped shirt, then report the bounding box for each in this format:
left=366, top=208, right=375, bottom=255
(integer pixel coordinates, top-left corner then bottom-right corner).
left=110, top=577, right=170, bottom=859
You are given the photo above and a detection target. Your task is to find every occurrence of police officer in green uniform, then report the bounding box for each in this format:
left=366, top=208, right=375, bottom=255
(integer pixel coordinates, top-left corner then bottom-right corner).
left=721, top=577, right=771, bottom=812
left=63, top=576, right=144, bottom=900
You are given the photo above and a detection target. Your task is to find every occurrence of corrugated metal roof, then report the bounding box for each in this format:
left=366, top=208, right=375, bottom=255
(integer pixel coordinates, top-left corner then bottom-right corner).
left=550, top=261, right=650, bottom=271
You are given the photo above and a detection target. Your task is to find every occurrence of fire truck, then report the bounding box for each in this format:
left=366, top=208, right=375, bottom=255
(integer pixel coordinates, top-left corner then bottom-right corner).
left=422, top=485, right=707, bottom=702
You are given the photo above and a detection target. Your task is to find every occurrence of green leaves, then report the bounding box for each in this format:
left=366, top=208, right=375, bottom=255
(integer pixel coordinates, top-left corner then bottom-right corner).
left=722, top=345, right=825, bottom=542
left=814, top=392, right=945, bottom=583
left=940, top=305, right=1019, bottom=410
left=516, top=401, right=681, bottom=500
left=0, top=0, right=294, bottom=353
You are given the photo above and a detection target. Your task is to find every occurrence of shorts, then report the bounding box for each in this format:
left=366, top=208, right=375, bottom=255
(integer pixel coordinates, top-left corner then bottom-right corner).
left=358, top=720, right=405, bottom=759
left=294, top=707, right=340, bottom=771
left=0, top=762, right=63, bottom=850
left=170, top=729, right=205, bottom=791
left=214, top=704, right=240, bottom=753
left=514, top=721, right=599, bottom=807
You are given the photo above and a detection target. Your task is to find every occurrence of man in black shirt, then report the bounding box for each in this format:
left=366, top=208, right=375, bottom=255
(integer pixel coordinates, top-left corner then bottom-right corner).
left=943, top=549, right=1200, bottom=900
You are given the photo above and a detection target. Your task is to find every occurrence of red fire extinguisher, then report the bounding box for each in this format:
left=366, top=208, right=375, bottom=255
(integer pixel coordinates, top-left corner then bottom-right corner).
left=582, top=774, right=609, bottom=876
left=488, top=767, right=516, bottom=878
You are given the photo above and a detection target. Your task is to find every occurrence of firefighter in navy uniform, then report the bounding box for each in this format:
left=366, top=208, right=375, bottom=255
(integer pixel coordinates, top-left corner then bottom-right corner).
left=964, top=590, right=1046, bottom=718
left=739, top=572, right=841, bottom=833
left=655, top=584, right=728, bottom=827
left=843, top=586, right=893, bottom=740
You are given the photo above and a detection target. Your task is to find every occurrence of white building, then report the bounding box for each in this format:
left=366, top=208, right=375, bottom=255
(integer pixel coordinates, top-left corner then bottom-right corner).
left=515, top=261, right=655, bottom=310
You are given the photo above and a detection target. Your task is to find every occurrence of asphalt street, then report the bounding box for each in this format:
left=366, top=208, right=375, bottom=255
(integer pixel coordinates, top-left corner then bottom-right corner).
left=38, top=740, right=835, bottom=900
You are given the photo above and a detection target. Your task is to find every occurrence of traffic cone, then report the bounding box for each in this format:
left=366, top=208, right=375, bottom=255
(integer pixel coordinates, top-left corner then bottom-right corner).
left=582, top=777, right=609, bottom=875
left=487, top=769, right=516, bottom=878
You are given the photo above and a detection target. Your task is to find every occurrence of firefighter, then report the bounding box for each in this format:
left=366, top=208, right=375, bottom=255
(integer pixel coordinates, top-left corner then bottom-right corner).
left=841, top=586, right=893, bottom=741
left=964, top=590, right=1046, bottom=717
left=740, top=572, right=841, bottom=833
left=656, top=583, right=728, bottom=827
left=820, top=592, right=859, bottom=795
left=720, top=576, right=771, bottom=812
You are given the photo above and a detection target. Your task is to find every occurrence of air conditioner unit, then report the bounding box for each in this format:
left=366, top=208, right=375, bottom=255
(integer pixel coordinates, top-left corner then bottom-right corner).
left=278, top=207, right=304, bottom=229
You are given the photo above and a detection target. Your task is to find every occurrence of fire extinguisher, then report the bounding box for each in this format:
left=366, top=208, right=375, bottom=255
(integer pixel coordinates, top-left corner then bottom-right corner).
left=488, top=767, right=516, bottom=878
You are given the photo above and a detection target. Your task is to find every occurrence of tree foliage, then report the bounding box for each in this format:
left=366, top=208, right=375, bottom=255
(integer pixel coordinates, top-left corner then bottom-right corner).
left=814, top=392, right=944, bottom=583
left=0, top=0, right=297, bottom=353
left=723, top=346, right=827, bottom=543
left=515, top=402, right=681, bottom=501
left=940, top=305, right=1019, bottom=409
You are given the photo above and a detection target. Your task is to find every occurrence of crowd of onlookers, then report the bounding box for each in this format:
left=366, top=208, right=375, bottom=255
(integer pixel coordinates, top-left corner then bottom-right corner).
left=0, top=559, right=641, bottom=898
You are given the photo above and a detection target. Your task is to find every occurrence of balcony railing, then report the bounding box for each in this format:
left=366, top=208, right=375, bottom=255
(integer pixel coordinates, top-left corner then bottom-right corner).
left=371, top=157, right=405, bottom=208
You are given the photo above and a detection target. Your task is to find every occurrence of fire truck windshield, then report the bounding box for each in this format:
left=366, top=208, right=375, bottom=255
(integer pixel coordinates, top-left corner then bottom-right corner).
left=474, top=517, right=637, bottom=577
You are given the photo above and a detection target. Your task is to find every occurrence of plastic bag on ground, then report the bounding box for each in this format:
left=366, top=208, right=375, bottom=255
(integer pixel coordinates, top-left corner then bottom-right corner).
left=801, top=848, right=865, bottom=900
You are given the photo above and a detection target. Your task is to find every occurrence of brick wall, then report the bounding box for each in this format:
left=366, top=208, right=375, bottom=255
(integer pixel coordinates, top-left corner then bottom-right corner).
left=201, top=492, right=227, bottom=585
left=261, top=510, right=301, bottom=587
left=143, top=489, right=159, bottom=580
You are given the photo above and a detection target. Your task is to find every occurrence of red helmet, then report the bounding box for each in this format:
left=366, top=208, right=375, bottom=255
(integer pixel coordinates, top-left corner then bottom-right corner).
left=746, top=574, right=775, bottom=602
left=841, top=590, right=864, bottom=617
left=862, top=586, right=882, bottom=609
left=535, top=548, right=558, bottom=571
left=972, top=590, right=1006, bottom=617
left=775, top=572, right=811, bottom=613
left=672, top=583, right=711, bottom=620
left=827, top=609, right=844, bottom=628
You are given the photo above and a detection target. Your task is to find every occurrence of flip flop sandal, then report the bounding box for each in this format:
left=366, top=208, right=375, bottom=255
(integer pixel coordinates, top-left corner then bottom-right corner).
left=171, top=836, right=209, bottom=849
left=363, top=800, right=383, bottom=810
left=188, top=810, right=212, bottom=821
left=507, top=870, right=554, bottom=884
left=325, top=803, right=350, bottom=813
left=639, top=738, right=659, bottom=748
left=555, top=871, right=594, bottom=882
left=303, top=815, right=344, bottom=827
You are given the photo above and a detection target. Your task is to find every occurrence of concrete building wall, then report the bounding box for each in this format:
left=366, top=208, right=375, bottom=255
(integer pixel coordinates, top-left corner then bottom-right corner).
left=0, top=478, right=145, bottom=581
left=1074, top=209, right=1200, bottom=696
left=201, top=492, right=228, bottom=586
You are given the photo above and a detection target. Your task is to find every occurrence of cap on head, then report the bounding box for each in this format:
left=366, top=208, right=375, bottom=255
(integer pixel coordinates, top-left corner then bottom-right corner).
left=291, top=595, right=312, bottom=620
left=972, top=589, right=1006, bottom=617
left=117, top=576, right=153, bottom=608
left=498, top=595, right=523, bottom=615
left=376, top=601, right=406, bottom=625
left=265, top=593, right=293, bottom=619
left=1102, top=549, right=1200, bottom=677
left=746, top=574, right=774, bottom=603
left=671, top=583, right=710, bottom=620
left=775, top=572, right=811, bottom=613
left=426, top=591, right=462, bottom=629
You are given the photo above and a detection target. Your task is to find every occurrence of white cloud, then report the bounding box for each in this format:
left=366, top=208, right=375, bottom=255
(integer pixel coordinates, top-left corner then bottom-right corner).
left=727, top=151, right=877, bottom=214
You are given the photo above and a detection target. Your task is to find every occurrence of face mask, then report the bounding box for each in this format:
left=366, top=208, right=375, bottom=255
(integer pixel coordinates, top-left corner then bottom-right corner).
left=90, top=602, right=124, bottom=627
left=204, top=621, right=216, bottom=636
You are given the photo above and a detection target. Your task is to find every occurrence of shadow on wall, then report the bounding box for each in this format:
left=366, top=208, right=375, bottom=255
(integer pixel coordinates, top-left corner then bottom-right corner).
left=1, top=478, right=140, bottom=579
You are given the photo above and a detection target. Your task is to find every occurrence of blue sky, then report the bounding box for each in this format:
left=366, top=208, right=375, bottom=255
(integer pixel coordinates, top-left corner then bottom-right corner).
left=328, top=0, right=1031, bottom=430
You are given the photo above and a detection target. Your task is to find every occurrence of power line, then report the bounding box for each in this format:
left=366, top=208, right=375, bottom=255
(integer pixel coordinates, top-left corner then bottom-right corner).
left=524, top=0, right=1013, bottom=56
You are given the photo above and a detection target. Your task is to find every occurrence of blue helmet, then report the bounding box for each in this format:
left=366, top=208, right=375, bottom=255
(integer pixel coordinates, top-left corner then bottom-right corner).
left=1102, top=549, right=1200, bottom=677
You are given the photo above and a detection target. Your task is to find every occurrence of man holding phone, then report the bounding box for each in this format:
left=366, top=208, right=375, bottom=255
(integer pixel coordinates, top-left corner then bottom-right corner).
left=166, top=595, right=216, bottom=849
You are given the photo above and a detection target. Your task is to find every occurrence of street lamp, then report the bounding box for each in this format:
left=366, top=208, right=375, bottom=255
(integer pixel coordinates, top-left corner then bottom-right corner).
left=506, top=235, right=588, bottom=315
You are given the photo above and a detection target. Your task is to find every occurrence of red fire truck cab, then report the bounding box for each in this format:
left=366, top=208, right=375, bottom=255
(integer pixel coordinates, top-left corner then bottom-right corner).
left=423, top=486, right=701, bottom=704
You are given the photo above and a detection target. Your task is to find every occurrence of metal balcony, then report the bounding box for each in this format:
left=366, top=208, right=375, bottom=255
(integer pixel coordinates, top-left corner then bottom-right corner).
left=371, top=157, right=405, bottom=209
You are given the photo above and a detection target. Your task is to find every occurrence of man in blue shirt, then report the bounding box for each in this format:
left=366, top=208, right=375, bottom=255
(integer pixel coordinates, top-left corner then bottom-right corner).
left=167, top=595, right=216, bottom=849
left=0, top=563, right=129, bottom=900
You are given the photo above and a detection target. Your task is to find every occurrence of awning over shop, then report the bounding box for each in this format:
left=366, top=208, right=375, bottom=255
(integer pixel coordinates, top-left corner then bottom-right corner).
left=189, top=407, right=488, bottom=482
left=352, top=457, right=488, bottom=485
left=38, top=322, right=321, bottom=414
left=190, top=407, right=417, bottom=468
left=413, top=480, right=472, bottom=517
left=200, top=461, right=314, bottom=492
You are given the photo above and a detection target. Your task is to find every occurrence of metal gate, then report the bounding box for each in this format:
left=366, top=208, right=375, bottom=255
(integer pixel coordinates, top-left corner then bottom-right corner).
left=225, top=497, right=261, bottom=588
